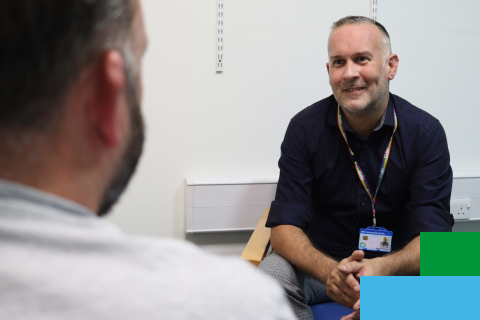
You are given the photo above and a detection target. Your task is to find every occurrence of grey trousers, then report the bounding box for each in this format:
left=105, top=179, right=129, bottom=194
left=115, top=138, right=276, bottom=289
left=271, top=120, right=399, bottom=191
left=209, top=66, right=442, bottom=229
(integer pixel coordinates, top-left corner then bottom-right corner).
left=258, top=251, right=333, bottom=320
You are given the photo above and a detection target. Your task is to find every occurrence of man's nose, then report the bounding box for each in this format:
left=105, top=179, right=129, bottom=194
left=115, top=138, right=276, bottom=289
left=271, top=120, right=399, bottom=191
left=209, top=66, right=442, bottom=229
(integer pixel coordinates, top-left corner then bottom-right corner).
left=343, top=60, right=360, bottom=80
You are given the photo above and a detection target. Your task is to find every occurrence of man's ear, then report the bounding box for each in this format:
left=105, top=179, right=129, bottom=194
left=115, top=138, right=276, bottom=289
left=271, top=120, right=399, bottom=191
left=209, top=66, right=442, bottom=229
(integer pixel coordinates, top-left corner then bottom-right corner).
left=387, top=54, right=399, bottom=80
left=86, top=51, right=126, bottom=148
left=326, top=62, right=330, bottom=74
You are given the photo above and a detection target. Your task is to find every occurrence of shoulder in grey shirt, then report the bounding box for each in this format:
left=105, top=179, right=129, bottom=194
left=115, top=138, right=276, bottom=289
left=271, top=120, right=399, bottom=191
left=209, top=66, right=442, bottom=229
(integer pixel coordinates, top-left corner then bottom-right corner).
left=0, top=179, right=295, bottom=320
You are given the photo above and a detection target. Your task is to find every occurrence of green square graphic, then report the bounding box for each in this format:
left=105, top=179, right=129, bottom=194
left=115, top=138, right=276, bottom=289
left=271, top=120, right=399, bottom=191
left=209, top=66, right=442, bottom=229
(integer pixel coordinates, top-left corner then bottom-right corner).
left=421, top=232, right=480, bottom=276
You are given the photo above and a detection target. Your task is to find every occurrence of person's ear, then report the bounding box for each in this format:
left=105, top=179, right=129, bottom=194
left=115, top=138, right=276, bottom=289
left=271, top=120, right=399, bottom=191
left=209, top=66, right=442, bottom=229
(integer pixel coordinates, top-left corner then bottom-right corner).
left=387, top=54, right=399, bottom=80
left=86, top=51, right=126, bottom=148
left=326, top=62, right=330, bottom=74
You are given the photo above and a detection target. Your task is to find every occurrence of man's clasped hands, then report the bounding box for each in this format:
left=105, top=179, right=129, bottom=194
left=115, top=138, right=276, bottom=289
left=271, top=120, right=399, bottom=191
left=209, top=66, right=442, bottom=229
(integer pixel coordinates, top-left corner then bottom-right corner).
left=326, top=250, right=386, bottom=320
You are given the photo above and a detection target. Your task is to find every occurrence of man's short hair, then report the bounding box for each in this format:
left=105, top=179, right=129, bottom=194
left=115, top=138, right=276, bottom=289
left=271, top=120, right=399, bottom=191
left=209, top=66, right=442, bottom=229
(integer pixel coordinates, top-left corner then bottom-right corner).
left=0, top=0, right=135, bottom=130
left=330, top=16, right=392, bottom=58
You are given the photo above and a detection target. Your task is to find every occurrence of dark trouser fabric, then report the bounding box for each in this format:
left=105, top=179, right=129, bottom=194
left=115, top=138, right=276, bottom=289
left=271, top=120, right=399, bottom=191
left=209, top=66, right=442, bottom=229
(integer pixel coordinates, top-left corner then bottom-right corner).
left=258, top=251, right=333, bottom=320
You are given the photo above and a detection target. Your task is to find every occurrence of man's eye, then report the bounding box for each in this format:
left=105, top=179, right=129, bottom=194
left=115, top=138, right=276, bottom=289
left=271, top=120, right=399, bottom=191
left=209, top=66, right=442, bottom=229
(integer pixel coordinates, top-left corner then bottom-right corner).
left=333, top=60, right=343, bottom=65
left=358, top=57, right=368, bottom=62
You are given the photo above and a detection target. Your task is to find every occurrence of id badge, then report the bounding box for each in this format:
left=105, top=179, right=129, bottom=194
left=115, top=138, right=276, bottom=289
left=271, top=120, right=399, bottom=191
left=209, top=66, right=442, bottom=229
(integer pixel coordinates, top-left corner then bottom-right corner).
left=358, top=226, right=393, bottom=252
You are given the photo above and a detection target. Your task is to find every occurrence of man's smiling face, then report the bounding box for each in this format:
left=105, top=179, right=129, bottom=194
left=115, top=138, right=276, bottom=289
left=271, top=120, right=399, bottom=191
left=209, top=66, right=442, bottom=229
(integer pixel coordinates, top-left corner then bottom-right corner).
left=327, top=23, right=391, bottom=117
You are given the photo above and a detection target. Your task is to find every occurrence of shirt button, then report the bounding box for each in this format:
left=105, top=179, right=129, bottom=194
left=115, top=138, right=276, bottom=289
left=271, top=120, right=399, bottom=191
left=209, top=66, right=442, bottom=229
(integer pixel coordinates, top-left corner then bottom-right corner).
left=361, top=201, right=366, bottom=207
left=364, top=145, right=368, bottom=149
left=355, top=221, right=359, bottom=225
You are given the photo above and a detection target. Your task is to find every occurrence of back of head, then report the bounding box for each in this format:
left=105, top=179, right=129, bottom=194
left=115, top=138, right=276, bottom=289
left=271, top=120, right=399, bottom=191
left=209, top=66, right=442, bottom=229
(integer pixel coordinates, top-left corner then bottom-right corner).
left=0, top=0, right=134, bottom=132
left=0, top=0, right=144, bottom=215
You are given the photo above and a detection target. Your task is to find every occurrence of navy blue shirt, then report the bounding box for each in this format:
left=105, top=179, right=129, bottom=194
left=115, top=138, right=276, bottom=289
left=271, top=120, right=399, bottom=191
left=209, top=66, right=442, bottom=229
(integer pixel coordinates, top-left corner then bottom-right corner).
left=267, top=93, right=453, bottom=260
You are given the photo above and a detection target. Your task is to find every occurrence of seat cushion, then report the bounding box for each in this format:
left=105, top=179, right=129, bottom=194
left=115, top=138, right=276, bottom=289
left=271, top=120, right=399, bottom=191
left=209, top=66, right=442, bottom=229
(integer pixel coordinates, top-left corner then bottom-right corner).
left=311, top=302, right=353, bottom=319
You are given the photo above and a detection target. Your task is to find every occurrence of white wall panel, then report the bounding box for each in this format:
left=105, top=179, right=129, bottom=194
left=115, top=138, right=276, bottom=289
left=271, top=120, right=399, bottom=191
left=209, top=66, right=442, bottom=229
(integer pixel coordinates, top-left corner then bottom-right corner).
left=185, top=175, right=480, bottom=234
left=379, top=0, right=480, bottom=173
left=186, top=179, right=276, bottom=233
left=107, top=0, right=370, bottom=255
left=192, top=206, right=267, bottom=232
left=105, top=0, right=480, bottom=256
left=193, top=184, right=276, bottom=208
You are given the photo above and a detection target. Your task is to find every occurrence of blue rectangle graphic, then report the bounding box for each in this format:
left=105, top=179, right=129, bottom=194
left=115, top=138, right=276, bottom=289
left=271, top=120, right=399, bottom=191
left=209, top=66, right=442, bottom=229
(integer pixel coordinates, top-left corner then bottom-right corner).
left=362, top=277, right=480, bottom=319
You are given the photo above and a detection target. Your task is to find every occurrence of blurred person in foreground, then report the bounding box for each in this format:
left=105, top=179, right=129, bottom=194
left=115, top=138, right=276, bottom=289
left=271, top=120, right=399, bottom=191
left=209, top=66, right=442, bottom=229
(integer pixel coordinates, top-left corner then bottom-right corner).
left=0, top=1, right=296, bottom=319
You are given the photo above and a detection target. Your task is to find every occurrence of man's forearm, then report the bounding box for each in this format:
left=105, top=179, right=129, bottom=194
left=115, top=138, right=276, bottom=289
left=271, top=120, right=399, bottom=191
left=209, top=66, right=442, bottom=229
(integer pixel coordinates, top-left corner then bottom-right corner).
left=270, top=225, right=337, bottom=283
left=375, top=236, right=420, bottom=276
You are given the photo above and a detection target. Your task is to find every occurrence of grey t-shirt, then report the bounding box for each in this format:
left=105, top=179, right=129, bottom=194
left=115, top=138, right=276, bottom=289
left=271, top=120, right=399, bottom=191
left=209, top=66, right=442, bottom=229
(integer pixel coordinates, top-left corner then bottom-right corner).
left=0, top=179, right=295, bottom=320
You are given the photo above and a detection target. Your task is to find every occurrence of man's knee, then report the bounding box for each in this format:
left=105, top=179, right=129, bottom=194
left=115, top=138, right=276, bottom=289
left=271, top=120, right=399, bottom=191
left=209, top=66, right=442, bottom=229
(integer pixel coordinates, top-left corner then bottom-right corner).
left=258, top=251, right=313, bottom=313
left=258, top=252, right=299, bottom=288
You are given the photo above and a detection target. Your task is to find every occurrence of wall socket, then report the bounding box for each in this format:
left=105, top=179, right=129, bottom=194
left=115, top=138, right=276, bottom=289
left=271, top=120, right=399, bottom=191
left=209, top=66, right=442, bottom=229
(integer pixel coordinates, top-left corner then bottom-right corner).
left=215, top=0, right=224, bottom=72
left=451, top=198, right=471, bottom=220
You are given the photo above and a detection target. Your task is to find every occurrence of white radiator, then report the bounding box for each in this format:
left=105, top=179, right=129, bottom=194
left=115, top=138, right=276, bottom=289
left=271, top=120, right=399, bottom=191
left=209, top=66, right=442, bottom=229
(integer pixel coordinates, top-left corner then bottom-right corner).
left=185, top=178, right=277, bottom=234
left=186, top=172, right=480, bottom=234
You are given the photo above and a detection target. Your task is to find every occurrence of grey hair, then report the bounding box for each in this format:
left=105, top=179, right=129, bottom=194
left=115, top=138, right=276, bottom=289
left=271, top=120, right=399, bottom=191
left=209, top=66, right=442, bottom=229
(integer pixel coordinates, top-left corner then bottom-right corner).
left=0, top=0, right=135, bottom=130
left=330, top=16, right=392, bottom=59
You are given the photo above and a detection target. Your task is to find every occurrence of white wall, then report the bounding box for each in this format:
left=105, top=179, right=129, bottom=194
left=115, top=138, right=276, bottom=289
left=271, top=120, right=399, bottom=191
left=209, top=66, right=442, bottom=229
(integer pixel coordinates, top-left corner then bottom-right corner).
left=107, top=0, right=370, bottom=255
left=380, top=0, right=480, bottom=173
left=107, top=0, right=480, bottom=255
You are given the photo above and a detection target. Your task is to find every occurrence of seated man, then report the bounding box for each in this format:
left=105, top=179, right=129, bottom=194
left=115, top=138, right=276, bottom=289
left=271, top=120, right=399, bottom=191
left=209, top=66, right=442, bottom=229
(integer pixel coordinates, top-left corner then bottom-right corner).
left=0, top=1, right=296, bottom=319
left=259, top=16, right=453, bottom=320
left=381, top=237, right=389, bottom=247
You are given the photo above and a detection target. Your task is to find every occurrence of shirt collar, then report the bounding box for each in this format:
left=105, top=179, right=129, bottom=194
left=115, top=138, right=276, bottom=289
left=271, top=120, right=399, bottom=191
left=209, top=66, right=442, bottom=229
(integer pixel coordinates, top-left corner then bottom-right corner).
left=327, top=93, right=395, bottom=129
left=0, top=178, right=95, bottom=218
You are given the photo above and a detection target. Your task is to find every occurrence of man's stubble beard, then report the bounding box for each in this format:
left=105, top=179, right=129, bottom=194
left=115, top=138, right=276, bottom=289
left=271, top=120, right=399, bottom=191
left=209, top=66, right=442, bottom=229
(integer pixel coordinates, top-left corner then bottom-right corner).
left=97, top=65, right=145, bottom=217
left=339, top=65, right=390, bottom=119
